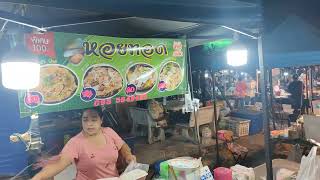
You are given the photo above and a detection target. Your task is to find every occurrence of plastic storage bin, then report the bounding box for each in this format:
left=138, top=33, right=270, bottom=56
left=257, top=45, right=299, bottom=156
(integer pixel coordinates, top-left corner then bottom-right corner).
left=230, top=110, right=263, bottom=135
left=221, top=117, right=250, bottom=137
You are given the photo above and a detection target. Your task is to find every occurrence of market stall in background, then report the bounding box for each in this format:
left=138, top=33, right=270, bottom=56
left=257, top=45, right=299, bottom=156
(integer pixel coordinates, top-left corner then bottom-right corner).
left=262, top=16, right=320, bottom=146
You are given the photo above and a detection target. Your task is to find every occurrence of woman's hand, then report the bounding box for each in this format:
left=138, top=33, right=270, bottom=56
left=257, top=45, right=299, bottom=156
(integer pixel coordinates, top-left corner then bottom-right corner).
left=30, top=154, right=72, bottom=180
left=120, top=143, right=136, bottom=164
left=125, top=154, right=136, bottom=164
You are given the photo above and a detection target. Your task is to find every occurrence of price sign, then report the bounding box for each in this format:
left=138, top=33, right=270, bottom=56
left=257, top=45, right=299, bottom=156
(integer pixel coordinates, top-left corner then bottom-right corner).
left=24, top=92, right=43, bottom=108
left=26, top=32, right=56, bottom=58
left=125, top=84, right=137, bottom=96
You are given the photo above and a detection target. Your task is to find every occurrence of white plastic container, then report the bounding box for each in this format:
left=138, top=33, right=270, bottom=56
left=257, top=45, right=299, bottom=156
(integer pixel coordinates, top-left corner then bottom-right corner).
left=303, top=115, right=320, bottom=143
left=167, top=158, right=201, bottom=180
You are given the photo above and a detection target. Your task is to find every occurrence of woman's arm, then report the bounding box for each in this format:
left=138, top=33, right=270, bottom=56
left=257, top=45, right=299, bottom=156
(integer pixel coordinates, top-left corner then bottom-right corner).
left=106, top=128, right=136, bottom=163
left=31, top=154, right=73, bottom=180
left=120, top=143, right=136, bottom=163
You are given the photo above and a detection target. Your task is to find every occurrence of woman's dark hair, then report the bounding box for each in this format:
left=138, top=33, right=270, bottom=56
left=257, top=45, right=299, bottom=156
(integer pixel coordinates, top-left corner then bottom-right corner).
left=81, top=106, right=103, bottom=119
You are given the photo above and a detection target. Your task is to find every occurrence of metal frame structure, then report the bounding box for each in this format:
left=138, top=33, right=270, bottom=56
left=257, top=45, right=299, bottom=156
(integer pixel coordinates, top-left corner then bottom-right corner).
left=258, top=36, right=273, bottom=179
left=0, top=2, right=274, bottom=180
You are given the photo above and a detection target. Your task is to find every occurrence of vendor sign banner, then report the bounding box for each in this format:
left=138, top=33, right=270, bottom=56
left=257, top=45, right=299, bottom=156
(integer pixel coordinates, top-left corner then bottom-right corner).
left=18, top=32, right=187, bottom=117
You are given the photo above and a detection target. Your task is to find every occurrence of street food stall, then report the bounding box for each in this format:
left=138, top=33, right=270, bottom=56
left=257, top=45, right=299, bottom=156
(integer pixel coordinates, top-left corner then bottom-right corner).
left=5, top=1, right=320, bottom=180
left=9, top=31, right=188, bottom=179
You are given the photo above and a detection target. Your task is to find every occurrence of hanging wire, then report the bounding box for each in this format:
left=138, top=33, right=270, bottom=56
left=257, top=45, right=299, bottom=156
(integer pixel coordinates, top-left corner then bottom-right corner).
left=0, top=4, right=20, bottom=33
left=9, top=164, right=33, bottom=180
left=43, top=16, right=136, bottom=30
left=0, top=20, right=8, bottom=32
left=0, top=16, right=46, bottom=32
left=221, top=25, right=257, bottom=39
left=0, top=4, right=46, bottom=32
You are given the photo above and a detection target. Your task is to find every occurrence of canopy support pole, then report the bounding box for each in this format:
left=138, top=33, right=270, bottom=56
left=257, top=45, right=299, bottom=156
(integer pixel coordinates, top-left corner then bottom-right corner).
left=186, top=39, right=202, bottom=154
left=211, top=70, right=220, bottom=166
left=258, top=36, right=273, bottom=180
left=306, top=67, right=310, bottom=114
left=310, top=67, right=314, bottom=113
left=269, top=69, right=276, bottom=130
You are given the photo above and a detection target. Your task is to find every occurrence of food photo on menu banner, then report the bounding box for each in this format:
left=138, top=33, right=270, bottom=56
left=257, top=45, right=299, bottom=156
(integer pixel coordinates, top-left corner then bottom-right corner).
left=159, top=61, right=183, bottom=91
left=126, top=63, right=157, bottom=94
left=83, top=65, right=124, bottom=99
left=32, top=64, right=79, bottom=104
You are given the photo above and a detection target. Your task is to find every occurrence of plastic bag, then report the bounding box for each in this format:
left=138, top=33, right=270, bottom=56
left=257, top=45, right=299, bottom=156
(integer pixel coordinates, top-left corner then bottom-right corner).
left=112, top=162, right=149, bottom=180
left=296, top=146, right=320, bottom=180
left=230, top=164, right=255, bottom=180
left=123, top=161, right=149, bottom=174
left=275, top=168, right=295, bottom=180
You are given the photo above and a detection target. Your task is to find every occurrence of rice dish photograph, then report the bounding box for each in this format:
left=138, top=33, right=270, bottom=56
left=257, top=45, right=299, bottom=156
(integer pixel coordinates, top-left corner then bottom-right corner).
left=83, top=65, right=123, bottom=98
left=126, top=63, right=157, bottom=93
left=33, top=65, right=78, bottom=104
left=159, top=61, right=183, bottom=91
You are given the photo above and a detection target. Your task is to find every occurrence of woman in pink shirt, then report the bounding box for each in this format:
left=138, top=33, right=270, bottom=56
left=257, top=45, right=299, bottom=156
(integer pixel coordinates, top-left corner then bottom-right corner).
left=234, top=76, right=247, bottom=109
left=32, top=107, right=136, bottom=180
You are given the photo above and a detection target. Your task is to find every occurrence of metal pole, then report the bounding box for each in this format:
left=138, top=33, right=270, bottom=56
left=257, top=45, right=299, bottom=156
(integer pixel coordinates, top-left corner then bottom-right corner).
left=186, top=39, right=201, bottom=146
left=310, top=67, right=314, bottom=113
left=269, top=69, right=276, bottom=130
left=198, top=70, right=201, bottom=98
left=211, top=71, right=220, bottom=166
left=306, top=68, right=309, bottom=98
left=305, top=68, right=309, bottom=114
left=258, top=36, right=273, bottom=180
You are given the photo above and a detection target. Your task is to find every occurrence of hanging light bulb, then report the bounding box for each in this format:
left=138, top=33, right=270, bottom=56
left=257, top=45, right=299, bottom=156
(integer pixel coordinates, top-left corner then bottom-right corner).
left=226, top=33, right=248, bottom=67
left=1, top=44, right=40, bottom=90
left=227, top=41, right=248, bottom=66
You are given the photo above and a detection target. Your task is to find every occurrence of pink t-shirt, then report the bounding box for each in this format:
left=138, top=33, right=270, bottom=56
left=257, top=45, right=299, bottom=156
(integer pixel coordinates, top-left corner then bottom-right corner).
left=235, top=81, right=247, bottom=98
left=61, top=128, right=125, bottom=180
